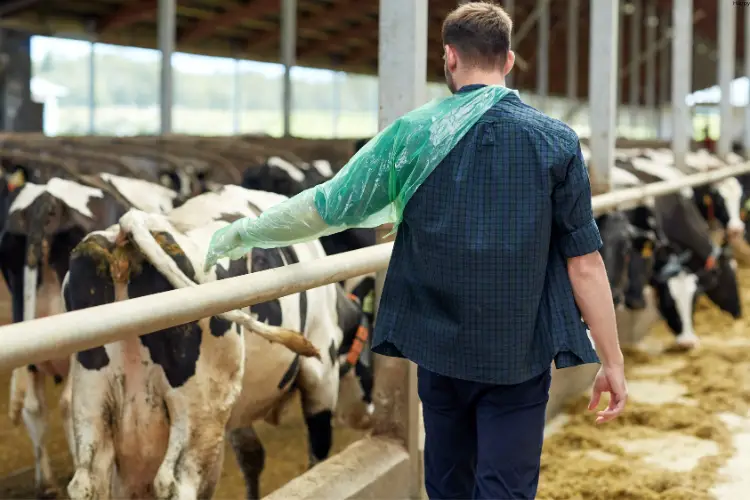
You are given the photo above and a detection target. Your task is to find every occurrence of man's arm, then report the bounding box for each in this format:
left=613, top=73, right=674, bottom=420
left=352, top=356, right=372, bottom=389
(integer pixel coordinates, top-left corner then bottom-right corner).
left=552, top=138, right=626, bottom=422
left=567, top=252, right=623, bottom=367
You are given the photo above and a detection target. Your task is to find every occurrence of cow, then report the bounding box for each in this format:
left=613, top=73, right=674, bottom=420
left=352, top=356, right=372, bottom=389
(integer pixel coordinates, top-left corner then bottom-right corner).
left=61, top=185, right=372, bottom=500
left=634, top=148, right=746, bottom=239
left=591, top=151, right=741, bottom=348
left=1, top=171, right=179, bottom=498
left=634, top=190, right=740, bottom=347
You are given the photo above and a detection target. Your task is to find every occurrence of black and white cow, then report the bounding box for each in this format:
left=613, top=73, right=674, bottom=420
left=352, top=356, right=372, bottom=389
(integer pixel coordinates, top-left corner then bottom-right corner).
left=617, top=165, right=741, bottom=347
left=1, top=171, right=178, bottom=498
left=632, top=149, right=746, bottom=239
left=61, top=185, right=373, bottom=500
left=583, top=148, right=741, bottom=348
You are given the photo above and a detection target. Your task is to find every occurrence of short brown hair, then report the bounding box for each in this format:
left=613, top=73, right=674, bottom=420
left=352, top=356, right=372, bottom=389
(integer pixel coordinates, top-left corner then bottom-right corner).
left=442, top=1, right=512, bottom=69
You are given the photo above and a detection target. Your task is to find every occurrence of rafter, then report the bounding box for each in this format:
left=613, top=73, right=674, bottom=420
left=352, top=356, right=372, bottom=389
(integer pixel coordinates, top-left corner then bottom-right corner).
left=298, top=13, right=447, bottom=62
left=98, top=0, right=158, bottom=33
left=247, top=0, right=363, bottom=50
left=180, top=0, right=278, bottom=45
left=0, top=0, right=40, bottom=18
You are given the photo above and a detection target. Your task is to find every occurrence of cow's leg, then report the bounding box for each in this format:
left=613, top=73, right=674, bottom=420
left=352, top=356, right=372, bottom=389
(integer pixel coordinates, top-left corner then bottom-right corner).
left=18, top=367, right=58, bottom=498
left=152, top=385, right=231, bottom=500
left=228, top=426, right=266, bottom=500
left=297, top=341, right=339, bottom=468
left=66, top=363, right=116, bottom=500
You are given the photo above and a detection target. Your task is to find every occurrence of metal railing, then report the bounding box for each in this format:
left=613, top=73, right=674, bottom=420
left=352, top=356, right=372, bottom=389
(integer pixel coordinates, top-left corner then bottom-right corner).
left=0, top=162, right=749, bottom=371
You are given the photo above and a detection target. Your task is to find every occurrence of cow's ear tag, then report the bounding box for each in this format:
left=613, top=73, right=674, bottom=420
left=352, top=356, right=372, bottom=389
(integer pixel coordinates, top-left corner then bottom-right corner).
left=641, top=241, right=653, bottom=258
left=703, top=194, right=712, bottom=206
left=7, top=170, right=25, bottom=191
left=705, top=255, right=717, bottom=270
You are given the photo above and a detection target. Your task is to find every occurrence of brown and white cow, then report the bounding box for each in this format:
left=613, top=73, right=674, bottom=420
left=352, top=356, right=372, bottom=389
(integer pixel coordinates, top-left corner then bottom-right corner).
left=61, top=185, right=370, bottom=500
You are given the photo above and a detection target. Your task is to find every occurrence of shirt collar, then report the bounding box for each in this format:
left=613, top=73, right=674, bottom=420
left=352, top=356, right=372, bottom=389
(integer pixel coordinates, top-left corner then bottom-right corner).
left=456, top=84, right=488, bottom=93
left=456, top=83, right=521, bottom=99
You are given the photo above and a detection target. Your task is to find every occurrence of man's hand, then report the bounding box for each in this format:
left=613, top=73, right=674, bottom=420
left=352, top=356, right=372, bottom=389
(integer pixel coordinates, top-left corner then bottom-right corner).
left=588, top=363, right=627, bottom=424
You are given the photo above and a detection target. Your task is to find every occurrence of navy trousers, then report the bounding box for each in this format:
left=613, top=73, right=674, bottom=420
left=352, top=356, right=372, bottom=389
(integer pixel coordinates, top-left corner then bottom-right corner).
left=419, top=366, right=552, bottom=500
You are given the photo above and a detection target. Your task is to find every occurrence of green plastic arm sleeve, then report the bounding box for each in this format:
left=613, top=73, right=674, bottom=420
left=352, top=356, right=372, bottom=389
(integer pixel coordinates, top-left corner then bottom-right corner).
left=204, top=84, right=512, bottom=271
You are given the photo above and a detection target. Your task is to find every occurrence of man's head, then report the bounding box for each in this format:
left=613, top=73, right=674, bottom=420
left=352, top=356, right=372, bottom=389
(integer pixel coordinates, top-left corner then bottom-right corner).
left=442, top=1, right=514, bottom=93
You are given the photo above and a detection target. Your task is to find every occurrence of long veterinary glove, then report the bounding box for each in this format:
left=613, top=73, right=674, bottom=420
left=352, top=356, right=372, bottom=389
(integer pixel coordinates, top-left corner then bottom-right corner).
left=204, top=189, right=333, bottom=271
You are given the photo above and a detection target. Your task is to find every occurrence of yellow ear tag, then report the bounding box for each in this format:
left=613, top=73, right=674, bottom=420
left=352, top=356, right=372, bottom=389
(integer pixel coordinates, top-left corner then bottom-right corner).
left=703, top=194, right=712, bottom=206
left=641, top=241, right=653, bottom=258
left=7, top=170, right=25, bottom=191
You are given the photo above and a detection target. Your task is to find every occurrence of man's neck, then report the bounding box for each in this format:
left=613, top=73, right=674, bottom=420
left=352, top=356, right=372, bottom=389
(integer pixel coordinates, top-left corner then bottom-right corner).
left=454, top=71, right=507, bottom=90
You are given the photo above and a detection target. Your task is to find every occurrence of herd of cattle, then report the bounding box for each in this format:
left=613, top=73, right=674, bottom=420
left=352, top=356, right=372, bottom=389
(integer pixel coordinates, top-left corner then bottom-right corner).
left=0, top=138, right=747, bottom=499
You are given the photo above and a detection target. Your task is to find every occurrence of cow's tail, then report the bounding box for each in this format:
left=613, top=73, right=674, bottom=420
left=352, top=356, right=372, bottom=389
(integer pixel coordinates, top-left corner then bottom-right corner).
left=117, top=210, right=321, bottom=359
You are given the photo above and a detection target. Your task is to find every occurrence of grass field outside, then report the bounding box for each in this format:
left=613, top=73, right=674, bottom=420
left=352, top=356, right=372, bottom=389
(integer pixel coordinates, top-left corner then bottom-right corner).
left=55, top=104, right=726, bottom=142
left=57, top=106, right=379, bottom=138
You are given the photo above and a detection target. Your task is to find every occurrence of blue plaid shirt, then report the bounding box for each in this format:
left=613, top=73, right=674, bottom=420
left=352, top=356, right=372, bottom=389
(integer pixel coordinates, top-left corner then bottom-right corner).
left=370, top=84, right=602, bottom=385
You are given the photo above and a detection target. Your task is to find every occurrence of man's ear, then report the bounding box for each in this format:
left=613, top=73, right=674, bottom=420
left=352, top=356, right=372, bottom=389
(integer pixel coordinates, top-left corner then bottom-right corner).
left=504, top=50, right=515, bottom=78
left=445, top=45, right=458, bottom=71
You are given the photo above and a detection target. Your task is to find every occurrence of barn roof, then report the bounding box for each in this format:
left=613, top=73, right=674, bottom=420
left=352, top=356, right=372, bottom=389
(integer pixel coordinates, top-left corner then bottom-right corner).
left=0, top=0, right=744, bottom=103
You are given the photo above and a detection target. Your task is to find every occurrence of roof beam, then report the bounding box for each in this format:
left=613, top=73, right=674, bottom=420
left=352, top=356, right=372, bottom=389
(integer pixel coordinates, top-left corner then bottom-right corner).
left=0, top=0, right=40, bottom=18
left=98, top=0, right=158, bottom=33
left=297, top=15, right=378, bottom=59
left=248, top=0, right=362, bottom=50
left=180, top=0, right=278, bottom=45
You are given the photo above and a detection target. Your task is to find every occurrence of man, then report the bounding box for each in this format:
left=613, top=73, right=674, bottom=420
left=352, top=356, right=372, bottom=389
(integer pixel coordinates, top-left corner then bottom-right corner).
left=205, top=2, right=627, bottom=499
left=374, top=4, right=626, bottom=499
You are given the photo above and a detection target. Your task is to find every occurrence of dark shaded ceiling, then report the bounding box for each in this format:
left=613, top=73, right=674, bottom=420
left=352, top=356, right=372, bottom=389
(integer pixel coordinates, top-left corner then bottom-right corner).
left=0, top=0, right=744, bottom=103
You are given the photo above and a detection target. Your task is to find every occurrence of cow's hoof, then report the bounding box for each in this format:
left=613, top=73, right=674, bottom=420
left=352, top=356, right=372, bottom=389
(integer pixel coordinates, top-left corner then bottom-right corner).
left=154, top=470, right=179, bottom=500
left=67, top=469, right=96, bottom=500
left=675, top=332, right=700, bottom=350
left=36, top=484, right=59, bottom=499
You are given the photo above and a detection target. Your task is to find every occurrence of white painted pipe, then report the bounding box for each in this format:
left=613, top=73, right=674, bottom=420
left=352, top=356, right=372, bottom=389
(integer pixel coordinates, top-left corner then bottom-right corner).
left=1, top=162, right=750, bottom=370
left=593, top=162, right=750, bottom=215
left=0, top=243, right=394, bottom=372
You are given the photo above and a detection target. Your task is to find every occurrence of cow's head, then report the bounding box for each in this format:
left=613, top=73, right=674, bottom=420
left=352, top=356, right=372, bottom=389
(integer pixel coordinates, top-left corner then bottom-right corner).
left=241, top=156, right=308, bottom=197
left=699, top=244, right=742, bottom=319
left=694, top=179, right=745, bottom=239
left=158, top=167, right=208, bottom=207
left=620, top=206, right=663, bottom=310
left=596, top=212, right=634, bottom=307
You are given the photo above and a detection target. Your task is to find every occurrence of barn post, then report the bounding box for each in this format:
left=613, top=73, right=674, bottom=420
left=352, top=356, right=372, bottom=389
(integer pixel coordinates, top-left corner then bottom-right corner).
left=644, top=2, right=657, bottom=138
left=503, top=0, right=514, bottom=87
left=658, top=13, right=670, bottom=140
left=566, top=0, right=579, bottom=101
left=718, top=0, right=737, bottom=159
left=157, top=0, right=175, bottom=135
left=536, top=0, right=549, bottom=112
left=88, top=41, right=95, bottom=134
left=233, top=57, right=241, bottom=134
left=373, top=0, right=427, bottom=498
left=745, top=2, right=750, bottom=157
left=628, top=0, right=642, bottom=131
left=281, top=0, right=297, bottom=138
left=588, top=0, right=619, bottom=195
left=672, top=0, right=692, bottom=171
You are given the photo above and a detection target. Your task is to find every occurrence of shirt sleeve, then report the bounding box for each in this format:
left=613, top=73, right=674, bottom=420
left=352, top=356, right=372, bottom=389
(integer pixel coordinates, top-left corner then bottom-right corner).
left=551, top=139, right=603, bottom=258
